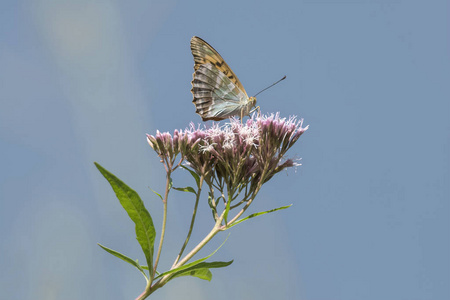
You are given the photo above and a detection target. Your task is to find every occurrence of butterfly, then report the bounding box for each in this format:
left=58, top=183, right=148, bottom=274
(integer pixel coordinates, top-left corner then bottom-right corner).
left=190, top=36, right=257, bottom=121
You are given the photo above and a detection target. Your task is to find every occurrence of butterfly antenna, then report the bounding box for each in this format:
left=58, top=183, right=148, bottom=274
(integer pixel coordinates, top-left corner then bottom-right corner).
left=253, top=75, right=286, bottom=97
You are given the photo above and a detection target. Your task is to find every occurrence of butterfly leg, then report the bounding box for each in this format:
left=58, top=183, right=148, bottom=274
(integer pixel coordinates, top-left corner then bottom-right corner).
left=249, top=106, right=261, bottom=118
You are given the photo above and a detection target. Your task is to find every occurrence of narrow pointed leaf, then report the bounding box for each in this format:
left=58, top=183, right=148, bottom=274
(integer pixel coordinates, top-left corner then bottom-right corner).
left=154, top=234, right=229, bottom=280
left=172, top=186, right=197, bottom=194
left=181, top=165, right=200, bottom=187
left=150, top=188, right=163, bottom=201
left=229, top=204, right=292, bottom=228
left=172, top=260, right=233, bottom=281
left=208, top=193, right=218, bottom=219
left=95, top=162, right=156, bottom=277
left=223, top=195, right=232, bottom=225
left=176, top=268, right=212, bottom=281
left=98, top=243, right=148, bottom=281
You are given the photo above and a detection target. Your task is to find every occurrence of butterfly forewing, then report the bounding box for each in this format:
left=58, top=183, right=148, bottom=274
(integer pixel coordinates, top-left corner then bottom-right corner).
left=190, top=36, right=256, bottom=121
left=190, top=36, right=247, bottom=97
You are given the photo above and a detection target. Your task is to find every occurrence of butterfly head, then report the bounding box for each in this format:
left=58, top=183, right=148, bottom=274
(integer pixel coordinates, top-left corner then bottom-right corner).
left=249, top=96, right=257, bottom=107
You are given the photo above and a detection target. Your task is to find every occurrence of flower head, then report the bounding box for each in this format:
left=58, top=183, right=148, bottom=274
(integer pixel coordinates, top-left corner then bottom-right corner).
left=147, top=113, right=308, bottom=205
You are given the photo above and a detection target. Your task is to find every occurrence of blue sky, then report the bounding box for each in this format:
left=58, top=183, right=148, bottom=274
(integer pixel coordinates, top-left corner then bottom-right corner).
left=1, top=0, right=449, bottom=299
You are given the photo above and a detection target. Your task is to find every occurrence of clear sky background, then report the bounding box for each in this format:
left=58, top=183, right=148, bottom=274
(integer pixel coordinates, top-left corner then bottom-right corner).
left=1, top=0, right=449, bottom=299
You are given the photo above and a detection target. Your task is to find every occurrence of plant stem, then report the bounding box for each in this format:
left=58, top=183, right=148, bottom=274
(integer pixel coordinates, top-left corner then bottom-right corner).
left=173, top=214, right=223, bottom=268
left=172, top=174, right=205, bottom=267
left=150, top=215, right=224, bottom=293
left=135, top=281, right=152, bottom=300
left=152, top=172, right=171, bottom=280
left=227, top=167, right=269, bottom=225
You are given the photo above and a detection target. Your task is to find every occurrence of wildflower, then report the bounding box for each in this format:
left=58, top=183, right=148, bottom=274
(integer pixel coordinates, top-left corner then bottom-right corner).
left=147, top=113, right=308, bottom=212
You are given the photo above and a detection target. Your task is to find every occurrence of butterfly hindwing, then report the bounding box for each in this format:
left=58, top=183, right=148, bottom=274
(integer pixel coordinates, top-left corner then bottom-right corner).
left=192, top=63, right=249, bottom=121
left=194, top=64, right=244, bottom=102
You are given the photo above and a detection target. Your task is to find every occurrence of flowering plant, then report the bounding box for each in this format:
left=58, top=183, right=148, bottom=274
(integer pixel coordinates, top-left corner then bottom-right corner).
left=95, top=113, right=308, bottom=299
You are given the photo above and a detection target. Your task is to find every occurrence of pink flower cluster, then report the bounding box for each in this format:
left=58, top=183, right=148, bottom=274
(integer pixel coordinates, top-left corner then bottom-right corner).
left=147, top=114, right=308, bottom=197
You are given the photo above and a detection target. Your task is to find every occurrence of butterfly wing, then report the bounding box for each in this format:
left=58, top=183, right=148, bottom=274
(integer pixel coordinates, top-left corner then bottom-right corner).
left=190, top=36, right=248, bottom=97
left=192, top=63, right=250, bottom=121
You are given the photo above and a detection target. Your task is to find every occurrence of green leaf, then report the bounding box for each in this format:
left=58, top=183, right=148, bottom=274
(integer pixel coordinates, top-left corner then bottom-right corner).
left=150, top=188, right=163, bottom=201
left=172, top=186, right=197, bottom=194
left=223, top=196, right=232, bottom=225
left=98, top=243, right=148, bottom=282
left=154, top=234, right=230, bottom=280
left=95, top=162, right=156, bottom=278
left=180, top=165, right=200, bottom=188
left=207, top=193, right=218, bottom=219
left=173, top=260, right=233, bottom=281
left=229, top=204, right=292, bottom=228
left=175, top=268, right=212, bottom=281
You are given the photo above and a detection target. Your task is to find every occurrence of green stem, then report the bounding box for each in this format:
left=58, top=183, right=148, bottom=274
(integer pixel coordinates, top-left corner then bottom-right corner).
left=208, top=181, right=219, bottom=220
left=174, top=215, right=223, bottom=268
left=150, top=214, right=224, bottom=293
left=135, top=282, right=152, bottom=300
left=230, top=196, right=249, bottom=209
left=152, top=172, right=171, bottom=280
left=172, top=175, right=205, bottom=267
left=227, top=167, right=269, bottom=226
